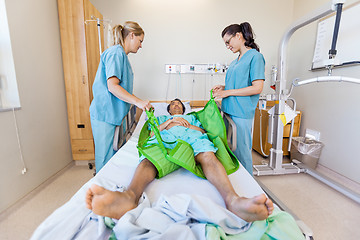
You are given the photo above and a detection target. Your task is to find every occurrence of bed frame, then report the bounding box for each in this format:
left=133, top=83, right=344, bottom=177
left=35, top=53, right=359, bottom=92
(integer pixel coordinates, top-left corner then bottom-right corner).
left=113, top=105, right=138, bottom=151
left=31, top=100, right=311, bottom=239
left=111, top=100, right=313, bottom=239
left=112, top=101, right=237, bottom=152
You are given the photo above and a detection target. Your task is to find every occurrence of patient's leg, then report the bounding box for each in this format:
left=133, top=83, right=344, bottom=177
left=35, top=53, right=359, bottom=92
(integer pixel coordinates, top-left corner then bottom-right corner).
left=195, top=152, right=274, bottom=222
left=85, top=159, right=157, bottom=219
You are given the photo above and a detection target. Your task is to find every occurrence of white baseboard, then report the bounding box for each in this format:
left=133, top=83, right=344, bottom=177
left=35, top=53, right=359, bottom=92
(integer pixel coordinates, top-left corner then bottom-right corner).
left=0, top=162, right=75, bottom=220
left=74, top=160, right=95, bottom=166
left=316, top=164, right=360, bottom=194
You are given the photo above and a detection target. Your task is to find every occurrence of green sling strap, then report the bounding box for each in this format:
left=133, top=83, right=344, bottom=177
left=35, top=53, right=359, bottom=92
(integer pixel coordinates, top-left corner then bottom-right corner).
left=137, top=91, right=239, bottom=179
left=103, top=217, right=117, bottom=240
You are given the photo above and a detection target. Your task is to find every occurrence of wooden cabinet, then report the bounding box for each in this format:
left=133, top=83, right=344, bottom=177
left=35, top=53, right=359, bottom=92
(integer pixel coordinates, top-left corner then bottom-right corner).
left=57, top=0, right=104, bottom=161
left=252, top=101, right=302, bottom=156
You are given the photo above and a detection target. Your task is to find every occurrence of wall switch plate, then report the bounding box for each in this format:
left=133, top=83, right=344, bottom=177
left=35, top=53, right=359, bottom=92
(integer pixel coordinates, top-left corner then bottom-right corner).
left=305, top=128, right=321, bottom=141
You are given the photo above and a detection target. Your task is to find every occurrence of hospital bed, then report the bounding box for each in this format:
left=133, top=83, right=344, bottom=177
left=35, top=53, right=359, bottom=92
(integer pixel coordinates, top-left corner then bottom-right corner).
left=31, top=102, right=307, bottom=240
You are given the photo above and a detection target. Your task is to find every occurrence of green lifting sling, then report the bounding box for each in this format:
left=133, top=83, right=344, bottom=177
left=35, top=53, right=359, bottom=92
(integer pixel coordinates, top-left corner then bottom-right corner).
left=137, top=91, right=239, bottom=179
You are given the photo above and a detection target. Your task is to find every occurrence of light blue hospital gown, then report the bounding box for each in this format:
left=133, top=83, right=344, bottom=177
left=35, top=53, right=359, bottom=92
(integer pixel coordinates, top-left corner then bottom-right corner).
left=144, top=115, right=217, bottom=157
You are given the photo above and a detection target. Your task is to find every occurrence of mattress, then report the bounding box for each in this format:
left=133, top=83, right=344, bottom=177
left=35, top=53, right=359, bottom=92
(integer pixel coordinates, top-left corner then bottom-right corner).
left=31, top=110, right=269, bottom=240
left=99, top=110, right=264, bottom=205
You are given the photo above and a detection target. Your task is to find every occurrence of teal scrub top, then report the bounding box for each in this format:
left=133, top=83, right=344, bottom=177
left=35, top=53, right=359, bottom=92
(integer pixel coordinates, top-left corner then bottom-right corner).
left=89, top=45, right=134, bottom=125
left=221, top=49, right=265, bottom=119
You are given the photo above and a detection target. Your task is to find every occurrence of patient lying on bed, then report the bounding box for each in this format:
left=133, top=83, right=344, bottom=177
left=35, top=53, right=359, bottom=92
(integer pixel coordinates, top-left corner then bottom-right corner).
left=86, top=99, right=274, bottom=223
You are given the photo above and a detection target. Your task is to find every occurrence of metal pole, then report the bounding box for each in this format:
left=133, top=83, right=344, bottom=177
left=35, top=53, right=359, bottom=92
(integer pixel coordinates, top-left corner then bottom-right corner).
left=269, top=1, right=338, bottom=173
left=329, top=3, right=343, bottom=58
left=97, top=18, right=102, bottom=57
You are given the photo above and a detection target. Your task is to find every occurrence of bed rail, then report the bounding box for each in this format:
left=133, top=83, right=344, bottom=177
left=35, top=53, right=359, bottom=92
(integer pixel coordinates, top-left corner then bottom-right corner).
left=215, top=101, right=237, bottom=152
left=112, top=102, right=237, bottom=153
left=113, top=105, right=137, bottom=151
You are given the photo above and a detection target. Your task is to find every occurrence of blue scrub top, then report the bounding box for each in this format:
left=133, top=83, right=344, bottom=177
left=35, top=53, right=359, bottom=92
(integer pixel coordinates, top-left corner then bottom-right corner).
left=221, top=49, right=265, bottom=119
left=89, top=45, right=134, bottom=125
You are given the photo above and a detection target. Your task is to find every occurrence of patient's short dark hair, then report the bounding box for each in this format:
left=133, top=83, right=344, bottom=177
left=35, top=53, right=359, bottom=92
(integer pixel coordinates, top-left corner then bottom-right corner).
left=167, top=98, right=185, bottom=114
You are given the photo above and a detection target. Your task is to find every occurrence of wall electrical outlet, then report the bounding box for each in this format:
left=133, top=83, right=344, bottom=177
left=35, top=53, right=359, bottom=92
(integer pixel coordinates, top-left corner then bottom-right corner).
left=165, top=64, right=228, bottom=74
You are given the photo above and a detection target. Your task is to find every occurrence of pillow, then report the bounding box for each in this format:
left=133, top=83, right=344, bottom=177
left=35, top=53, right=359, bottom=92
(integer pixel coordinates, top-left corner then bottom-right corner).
left=151, top=101, right=192, bottom=117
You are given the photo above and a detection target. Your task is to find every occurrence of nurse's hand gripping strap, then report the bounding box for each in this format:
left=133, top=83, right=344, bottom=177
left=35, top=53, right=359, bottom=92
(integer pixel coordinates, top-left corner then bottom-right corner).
left=144, top=109, right=167, bottom=156
left=209, top=89, right=236, bottom=151
left=138, top=93, right=239, bottom=179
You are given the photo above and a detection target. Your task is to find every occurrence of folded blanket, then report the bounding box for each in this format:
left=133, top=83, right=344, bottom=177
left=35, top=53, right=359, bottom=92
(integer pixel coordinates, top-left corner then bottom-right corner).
left=110, top=193, right=304, bottom=240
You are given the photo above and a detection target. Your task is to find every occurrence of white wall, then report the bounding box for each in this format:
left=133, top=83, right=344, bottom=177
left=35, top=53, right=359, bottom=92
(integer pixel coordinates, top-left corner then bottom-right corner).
left=0, top=0, right=20, bottom=108
left=3, top=0, right=357, bottom=214
left=91, top=0, right=294, bottom=101
left=0, top=0, right=72, bottom=213
left=287, top=0, right=360, bottom=183
left=91, top=0, right=360, bottom=184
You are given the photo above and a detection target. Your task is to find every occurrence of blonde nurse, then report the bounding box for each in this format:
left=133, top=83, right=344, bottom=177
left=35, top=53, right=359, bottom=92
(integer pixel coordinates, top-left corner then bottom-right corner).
left=90, top=21, right=152, bottom=173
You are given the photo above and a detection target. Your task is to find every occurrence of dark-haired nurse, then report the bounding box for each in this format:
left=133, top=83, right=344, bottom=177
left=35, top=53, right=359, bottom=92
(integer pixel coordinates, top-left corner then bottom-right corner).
left=211, top=22, right=265, bottom=175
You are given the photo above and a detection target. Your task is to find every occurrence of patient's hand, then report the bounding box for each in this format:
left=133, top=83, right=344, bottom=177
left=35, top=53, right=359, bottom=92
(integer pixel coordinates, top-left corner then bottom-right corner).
left=166, top=122, right=205, bottom=134
left=165, top=122, right=177, bottom=129
left=166, top=117, right=190, bottom=129
left=188, top=125, right=206, bottom=134
left=151, top=117, right=190, bottom=137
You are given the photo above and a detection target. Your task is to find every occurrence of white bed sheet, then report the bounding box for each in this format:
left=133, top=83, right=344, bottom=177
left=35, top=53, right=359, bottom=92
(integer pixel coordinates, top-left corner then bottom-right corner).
left=31, top=110, right=265, bottom=240
left=102, top=110, right=265, bottom=206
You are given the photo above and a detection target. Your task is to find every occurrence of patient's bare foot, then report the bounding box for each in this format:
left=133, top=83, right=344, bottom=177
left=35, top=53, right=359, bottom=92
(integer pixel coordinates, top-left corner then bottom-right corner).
left=226, top=194, right=274, bottom=222
left=85, top=184, right=137, bottom=219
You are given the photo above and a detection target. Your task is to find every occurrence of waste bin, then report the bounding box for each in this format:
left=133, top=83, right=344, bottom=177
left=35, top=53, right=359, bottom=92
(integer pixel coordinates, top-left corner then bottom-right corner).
left=290, top=137, right=324, bottom=169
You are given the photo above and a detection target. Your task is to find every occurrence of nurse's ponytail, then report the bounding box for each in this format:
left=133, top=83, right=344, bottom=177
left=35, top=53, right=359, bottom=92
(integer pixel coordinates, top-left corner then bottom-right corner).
left=113, top=21, right=144, bottom=47
left=221, top=22, right=260, bottom=52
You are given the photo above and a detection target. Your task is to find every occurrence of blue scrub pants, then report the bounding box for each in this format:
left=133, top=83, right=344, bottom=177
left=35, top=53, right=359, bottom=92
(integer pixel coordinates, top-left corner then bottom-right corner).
left=230, top=115, right=254, bottom=175
left=91, top=119, right=116, bottom=173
